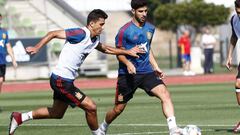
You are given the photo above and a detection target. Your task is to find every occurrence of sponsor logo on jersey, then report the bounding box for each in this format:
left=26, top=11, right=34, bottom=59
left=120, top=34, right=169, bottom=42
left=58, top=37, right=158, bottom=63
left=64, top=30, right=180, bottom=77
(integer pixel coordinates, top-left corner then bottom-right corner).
left=138, top=42, right=148, bottom=52
left=146, top=32, right=152, bottom=40
left=2, top=33, right=6, bottom=39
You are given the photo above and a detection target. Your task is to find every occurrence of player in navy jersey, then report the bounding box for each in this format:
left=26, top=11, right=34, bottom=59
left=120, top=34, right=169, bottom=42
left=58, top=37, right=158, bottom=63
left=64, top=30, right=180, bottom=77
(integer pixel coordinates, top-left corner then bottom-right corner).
left=100, top=0, right=183, bottom=135
left=226, top=0, right=240, bottom=133
left=8, top=9, right=144, bottom=135
left=0, top=14, right=17, bottom=93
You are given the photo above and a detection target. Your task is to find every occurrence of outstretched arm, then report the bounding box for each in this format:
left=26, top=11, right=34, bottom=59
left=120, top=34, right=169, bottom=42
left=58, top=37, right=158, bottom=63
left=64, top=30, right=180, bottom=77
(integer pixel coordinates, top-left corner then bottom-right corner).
left=95, top=43, right=144, bottom=57
left=26, top=30, right=66, bottom=54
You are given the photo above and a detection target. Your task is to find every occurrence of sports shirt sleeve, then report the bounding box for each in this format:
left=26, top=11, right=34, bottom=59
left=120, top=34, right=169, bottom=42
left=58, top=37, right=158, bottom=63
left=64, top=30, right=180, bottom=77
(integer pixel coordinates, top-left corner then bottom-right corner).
left=115, top=28, right=127, bottom=48
left=65, top=28, right=86, bottom=44
left=230, top=15, right=237, bottom=39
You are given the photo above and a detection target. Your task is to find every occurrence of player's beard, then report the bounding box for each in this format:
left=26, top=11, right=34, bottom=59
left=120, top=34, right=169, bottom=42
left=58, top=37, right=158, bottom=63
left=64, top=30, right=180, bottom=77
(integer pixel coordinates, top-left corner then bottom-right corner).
left=135, top=16, right=146, bottom=25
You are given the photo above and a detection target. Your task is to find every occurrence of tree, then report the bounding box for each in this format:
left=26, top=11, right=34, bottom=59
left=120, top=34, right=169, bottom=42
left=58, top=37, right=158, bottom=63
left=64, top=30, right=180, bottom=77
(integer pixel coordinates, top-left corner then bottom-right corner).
left=153, top=0, right=230, bottom=32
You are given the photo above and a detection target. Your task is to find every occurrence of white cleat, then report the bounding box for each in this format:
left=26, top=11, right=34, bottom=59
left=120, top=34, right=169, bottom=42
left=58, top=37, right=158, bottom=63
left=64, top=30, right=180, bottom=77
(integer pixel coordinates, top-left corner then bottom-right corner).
left=170, top=127, right=183, bottom=135
left=8, top=112, right=23, bottom=135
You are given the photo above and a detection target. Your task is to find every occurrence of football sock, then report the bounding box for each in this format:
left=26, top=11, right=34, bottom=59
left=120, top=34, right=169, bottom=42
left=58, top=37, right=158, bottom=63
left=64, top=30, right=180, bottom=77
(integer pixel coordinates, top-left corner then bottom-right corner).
left=21, top=111, right=33, bottom=122
left=91, top=128, right=99, bottom=135
left=236, top=88, right=240, bottom=92
left=100, top=119, right=109, bottom=131
left=167, top=116, right=177, bottom=130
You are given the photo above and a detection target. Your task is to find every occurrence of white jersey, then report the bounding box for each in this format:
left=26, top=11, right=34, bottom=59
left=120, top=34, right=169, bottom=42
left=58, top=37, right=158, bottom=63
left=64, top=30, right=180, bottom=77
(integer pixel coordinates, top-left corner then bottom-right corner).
left=52, top=27, right=100, bottom=79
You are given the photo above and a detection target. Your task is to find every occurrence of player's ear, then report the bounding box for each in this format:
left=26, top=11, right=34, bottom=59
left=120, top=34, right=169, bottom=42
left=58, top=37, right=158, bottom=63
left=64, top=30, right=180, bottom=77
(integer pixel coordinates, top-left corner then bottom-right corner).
left=131, top=9, right=135, bottom=15
left=89, top=21, right=95, bottom=28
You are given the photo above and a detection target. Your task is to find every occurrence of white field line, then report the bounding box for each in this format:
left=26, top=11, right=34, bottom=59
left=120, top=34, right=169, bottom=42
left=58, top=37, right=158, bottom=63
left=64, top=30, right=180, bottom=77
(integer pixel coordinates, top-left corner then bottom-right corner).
left=0, top=123, right=235, bottom=127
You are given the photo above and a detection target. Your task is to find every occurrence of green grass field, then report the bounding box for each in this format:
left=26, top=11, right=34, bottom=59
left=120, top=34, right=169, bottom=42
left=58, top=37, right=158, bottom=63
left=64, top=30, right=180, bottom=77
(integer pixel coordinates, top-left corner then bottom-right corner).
left=0, top=83, right=238, bottom=135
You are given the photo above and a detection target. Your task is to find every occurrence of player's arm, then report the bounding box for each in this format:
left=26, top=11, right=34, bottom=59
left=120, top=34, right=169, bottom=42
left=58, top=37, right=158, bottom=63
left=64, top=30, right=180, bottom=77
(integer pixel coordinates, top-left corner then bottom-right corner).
left=95, top=43, right=144, bottom=57
left=149, top=49, right=164, bottom=79
left=26, top=30, right=66, bottom=55
left=117, top=52, right=136, bottom=74
left=226, top=34, right=237, bottom=70
left=6, top=43, right=17, bottom=68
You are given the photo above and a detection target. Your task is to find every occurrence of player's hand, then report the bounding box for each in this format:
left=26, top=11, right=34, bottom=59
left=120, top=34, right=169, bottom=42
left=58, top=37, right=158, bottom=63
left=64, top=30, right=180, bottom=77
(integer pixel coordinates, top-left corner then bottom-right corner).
left=154, top=67, right=165, bottom=79
left=12, top=61, right=18, bottom=69
left=26, top=46, right=39, bottom=55
left=126, top=62, right=136, bottom=74
left=225, top=57, right=232, bottom=71
left=127, top=46, right=145, bottom=58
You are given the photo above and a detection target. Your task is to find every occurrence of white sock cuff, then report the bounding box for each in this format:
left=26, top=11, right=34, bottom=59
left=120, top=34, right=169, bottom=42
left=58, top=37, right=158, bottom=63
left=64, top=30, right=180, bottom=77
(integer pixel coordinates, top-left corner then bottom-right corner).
left=167, top=116, right=176, bottom=122
left=91, top=129, right=99, bottom=135
left=167, top=116, right=177, bottom=130
left=236, top=89, right=240, bottom=92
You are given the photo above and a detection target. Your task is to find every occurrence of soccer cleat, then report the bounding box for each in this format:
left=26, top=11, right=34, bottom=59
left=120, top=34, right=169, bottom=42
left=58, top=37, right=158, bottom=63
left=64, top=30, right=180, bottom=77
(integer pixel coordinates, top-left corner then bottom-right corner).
left=169, top=127, right=183, bottom=135
left=8, top=112, right=23, bottom=135
left=99, top=124, right=107, bottom=135
left=98, top=130, right=106, bottom=135
left=233, top=122, right=240, bottom=133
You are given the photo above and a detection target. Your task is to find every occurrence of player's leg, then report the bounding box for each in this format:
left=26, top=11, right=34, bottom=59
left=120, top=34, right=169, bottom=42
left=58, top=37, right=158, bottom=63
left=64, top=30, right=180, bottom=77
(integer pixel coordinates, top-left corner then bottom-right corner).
left=0, top=64, right=6, bottom=93
left=233, top=76, right=240, bottom=133
left=151, top=85, right=183, bottom=135
left=141, top=72, right=182, bottom=135
left=100, top=74, right=135, bottom=134
left=0, top=76, right=3, bottom=93
left=79, top=96, right=99, bottom=133
left=9, top=99, right=68, bottom=135
left=235, top=78, right=240, bottom=105
left=100, top=103, right=127, bottom=134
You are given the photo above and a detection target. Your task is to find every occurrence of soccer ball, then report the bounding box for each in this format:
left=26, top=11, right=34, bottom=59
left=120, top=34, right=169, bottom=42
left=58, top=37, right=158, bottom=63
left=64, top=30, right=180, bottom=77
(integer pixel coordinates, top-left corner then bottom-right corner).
left=182, top=125, right=201, bottom=135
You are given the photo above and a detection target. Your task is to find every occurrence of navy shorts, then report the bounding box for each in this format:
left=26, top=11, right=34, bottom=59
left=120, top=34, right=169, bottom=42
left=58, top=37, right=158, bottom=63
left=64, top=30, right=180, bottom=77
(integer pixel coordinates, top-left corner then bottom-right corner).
left=115, top=72, right=165, bottom=104
left=0, top=64, right=6, bottom=78
left=237, top=64, right=240, bottom=79
left=50, top=74, right=86, bottom=108
left=181, top=54, right=191, bottom=62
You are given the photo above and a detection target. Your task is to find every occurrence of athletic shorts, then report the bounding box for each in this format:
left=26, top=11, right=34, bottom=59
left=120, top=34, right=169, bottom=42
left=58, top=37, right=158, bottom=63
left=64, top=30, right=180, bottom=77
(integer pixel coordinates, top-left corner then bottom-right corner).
left=0, top=64, right=6, bottom=78
left=181, top=54, right=191, bottom=62
left=237, top=64, right=240, bottom=79
left=50, top=73, right=86, bottom=108
left=115, top=72, right=165, bottom=104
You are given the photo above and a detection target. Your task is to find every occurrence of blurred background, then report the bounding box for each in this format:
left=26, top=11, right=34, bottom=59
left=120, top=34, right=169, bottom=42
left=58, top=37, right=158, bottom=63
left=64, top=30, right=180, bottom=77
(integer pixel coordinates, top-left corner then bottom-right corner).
left=0, top=0, right=236, bottom=80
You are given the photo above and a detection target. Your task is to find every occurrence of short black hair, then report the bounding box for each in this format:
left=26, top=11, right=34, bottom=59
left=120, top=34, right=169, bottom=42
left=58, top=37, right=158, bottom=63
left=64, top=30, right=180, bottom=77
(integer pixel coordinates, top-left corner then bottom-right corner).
left=131, top=0, right=148, bottom=10
left=235, top=0, right=240, bottom=8
left=87, top=9, right=108, bottom=25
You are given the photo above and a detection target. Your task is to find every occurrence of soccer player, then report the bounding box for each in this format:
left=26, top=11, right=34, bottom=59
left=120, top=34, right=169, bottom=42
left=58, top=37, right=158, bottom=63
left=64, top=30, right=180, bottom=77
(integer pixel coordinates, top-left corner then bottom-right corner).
left=99, top=0, right=183, bottom=135
left=226, top=0, right=240, bottom=133
left=0, top=14, right=18, bottom=93
left=8, top=9, right=144, bottom=135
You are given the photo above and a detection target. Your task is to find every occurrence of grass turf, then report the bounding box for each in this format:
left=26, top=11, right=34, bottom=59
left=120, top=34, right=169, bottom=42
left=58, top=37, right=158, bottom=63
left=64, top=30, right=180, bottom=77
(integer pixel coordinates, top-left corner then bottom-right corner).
left=0, top=82, right=238, bottom=135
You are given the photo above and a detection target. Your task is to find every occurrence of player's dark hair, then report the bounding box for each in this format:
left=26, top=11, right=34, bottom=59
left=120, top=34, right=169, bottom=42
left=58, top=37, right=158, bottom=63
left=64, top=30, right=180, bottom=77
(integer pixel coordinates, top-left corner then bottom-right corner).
left=235, top=0, right=240, bottom=8
left=131, top=0, right=148, bottom=10
left=87, top=9, right=108, bottom=25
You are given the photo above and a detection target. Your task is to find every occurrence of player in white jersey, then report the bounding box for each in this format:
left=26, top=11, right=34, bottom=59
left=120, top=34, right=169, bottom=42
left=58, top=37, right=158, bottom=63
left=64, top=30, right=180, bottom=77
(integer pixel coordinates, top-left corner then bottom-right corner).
left=226, top=0, right=240, bottom=133
left=8, top=9, right=144, bottom=135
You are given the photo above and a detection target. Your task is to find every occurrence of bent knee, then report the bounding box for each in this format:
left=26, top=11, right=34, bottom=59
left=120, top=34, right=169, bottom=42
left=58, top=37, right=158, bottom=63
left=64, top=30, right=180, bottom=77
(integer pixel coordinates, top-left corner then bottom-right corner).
left=235, top=80, right=240, bottom=88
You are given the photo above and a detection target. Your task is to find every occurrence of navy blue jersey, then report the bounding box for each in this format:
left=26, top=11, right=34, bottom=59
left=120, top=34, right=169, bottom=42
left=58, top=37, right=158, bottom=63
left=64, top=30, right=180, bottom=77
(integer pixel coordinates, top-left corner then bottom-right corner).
left=115, top=21, right=155, bottom=74
left=0, top=28, right=9, bottom=64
